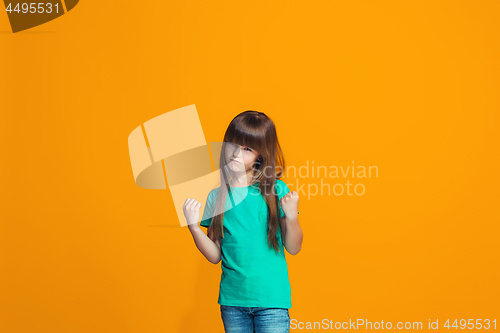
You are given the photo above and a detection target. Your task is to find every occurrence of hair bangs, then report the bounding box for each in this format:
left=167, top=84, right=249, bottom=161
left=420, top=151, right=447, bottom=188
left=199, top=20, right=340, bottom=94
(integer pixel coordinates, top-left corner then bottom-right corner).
left=225, top=114, right=267, bottom=154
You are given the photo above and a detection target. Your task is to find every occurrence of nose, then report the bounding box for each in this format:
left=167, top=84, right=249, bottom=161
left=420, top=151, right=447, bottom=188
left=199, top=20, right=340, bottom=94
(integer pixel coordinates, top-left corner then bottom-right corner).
left=232, top=145, right=241, bottom=157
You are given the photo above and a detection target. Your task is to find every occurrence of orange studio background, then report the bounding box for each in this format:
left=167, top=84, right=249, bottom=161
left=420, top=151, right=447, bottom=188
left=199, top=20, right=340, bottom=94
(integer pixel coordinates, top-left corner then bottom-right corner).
left=1, top=1, right=499, bottom=332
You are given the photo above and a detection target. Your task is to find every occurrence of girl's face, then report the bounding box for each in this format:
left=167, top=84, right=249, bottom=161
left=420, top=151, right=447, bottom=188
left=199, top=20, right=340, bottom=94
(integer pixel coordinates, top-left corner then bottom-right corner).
left=225, top=141, right=260, bottom=174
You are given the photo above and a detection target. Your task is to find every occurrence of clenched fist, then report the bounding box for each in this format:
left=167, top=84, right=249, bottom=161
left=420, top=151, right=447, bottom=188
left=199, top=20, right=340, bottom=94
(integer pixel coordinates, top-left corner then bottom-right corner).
left=280, top=191, right=299, bottom=218
left=183, top=198, right=202, bottom=227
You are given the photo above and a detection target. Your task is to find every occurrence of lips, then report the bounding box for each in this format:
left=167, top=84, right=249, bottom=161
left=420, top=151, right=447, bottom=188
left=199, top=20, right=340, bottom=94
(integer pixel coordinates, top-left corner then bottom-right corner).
left=230, top=159, right=240, bottom=164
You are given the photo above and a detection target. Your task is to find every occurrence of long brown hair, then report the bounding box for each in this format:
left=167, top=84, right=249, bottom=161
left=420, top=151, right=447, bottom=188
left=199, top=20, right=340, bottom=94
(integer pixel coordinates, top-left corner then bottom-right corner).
left=208, top=110, right=285, bottom=252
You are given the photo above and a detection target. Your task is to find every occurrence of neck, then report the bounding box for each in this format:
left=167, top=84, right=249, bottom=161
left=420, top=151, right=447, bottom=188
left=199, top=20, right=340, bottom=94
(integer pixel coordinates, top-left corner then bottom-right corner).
left=230, top=171, right=255, bottom=187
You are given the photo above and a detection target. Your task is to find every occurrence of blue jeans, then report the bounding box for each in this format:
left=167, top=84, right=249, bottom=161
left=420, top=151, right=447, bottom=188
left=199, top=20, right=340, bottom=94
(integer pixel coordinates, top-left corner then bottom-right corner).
left=220, top=305, right=290, bottom=332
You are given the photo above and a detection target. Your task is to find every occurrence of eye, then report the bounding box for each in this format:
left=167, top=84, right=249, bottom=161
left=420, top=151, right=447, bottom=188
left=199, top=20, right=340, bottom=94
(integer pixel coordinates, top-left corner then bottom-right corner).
left=244, top=147, right=252, bottom=152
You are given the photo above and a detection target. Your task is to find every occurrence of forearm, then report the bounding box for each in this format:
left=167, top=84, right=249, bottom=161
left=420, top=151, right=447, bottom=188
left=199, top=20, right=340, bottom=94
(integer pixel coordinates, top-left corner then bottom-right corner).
left=188, top=224, right=221, bottom=264
left=284, top=214, right=303, bottom=255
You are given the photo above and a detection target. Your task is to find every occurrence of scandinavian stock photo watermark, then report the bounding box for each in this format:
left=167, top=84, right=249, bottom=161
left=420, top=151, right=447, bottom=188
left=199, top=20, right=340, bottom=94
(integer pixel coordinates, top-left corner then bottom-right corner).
left=289, top=318, right=497, bottom=330
left=249, top=160, right=379, bottom=200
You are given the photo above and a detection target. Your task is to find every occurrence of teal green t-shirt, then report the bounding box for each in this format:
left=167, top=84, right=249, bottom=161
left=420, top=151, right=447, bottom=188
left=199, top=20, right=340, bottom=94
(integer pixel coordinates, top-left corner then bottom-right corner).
left=200, top=178, right=299, bottom=309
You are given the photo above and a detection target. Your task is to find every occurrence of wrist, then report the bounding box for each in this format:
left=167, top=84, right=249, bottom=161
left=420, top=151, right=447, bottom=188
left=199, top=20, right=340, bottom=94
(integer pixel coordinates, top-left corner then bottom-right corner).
left=188, top=223, right=201, bottom=232
left=284, top=213, right=299, bottom=222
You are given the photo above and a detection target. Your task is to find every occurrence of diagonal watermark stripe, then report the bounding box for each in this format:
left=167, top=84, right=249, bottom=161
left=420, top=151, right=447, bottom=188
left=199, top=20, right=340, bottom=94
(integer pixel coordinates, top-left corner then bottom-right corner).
left=128, top=104, right=249, bottom=227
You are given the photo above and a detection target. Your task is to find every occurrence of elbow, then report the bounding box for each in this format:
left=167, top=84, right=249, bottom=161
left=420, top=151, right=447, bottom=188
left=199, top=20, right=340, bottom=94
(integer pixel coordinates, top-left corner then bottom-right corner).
left=287, top=246, right=302, bottom=256
left=286, top=238, right=303, bottom=255
left=207, top=254, right=221, bottom=264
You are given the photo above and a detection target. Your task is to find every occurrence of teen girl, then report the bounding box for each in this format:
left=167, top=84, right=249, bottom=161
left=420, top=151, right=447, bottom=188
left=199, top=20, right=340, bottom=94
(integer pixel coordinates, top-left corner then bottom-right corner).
left=183, top=111, right=303, bottom=332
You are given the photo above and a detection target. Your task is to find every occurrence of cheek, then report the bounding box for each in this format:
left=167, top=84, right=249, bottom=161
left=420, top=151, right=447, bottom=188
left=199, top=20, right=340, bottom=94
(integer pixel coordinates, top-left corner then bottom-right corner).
left=243, top=154, right=256, bottom=164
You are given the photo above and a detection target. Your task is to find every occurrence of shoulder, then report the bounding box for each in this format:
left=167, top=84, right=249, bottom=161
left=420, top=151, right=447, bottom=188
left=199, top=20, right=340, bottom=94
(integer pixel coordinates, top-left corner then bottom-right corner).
left=275, top=178, right=288, bottom=187
left=274, top=178, right=285, bottom=188
left=274, top=178, right=290, bottom=195
left=206, top=188, right=220, bottom=202
left=209, top=187, right=220, bottom=197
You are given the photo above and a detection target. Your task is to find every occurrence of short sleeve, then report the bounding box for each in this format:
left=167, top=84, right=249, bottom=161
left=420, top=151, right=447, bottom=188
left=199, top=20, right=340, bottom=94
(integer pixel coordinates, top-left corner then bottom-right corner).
left=200, top=190, right=215, bottom=228
left=276, top=179, right=300, bottom=218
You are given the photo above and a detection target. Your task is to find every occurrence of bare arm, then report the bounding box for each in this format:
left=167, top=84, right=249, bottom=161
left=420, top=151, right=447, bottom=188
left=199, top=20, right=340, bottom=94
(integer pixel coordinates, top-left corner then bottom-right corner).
left=183, top=198, right=221, bottom=264
left=188, top=224, right=221, bottom=264
left=280, top=214, right=303, bottom=255
left=279, top=191, right=303, bottom=255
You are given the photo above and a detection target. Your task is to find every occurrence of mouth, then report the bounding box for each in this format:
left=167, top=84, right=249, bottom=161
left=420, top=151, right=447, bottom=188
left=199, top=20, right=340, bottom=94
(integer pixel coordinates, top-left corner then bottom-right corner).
left=230, top=159, right=240, bottom=164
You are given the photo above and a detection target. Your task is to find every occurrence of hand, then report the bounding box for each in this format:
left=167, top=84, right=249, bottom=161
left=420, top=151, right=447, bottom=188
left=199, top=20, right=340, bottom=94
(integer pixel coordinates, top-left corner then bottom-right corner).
left=183, top=198, right=202, bottom=227
left=280, top=191, right=299, bottom=218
